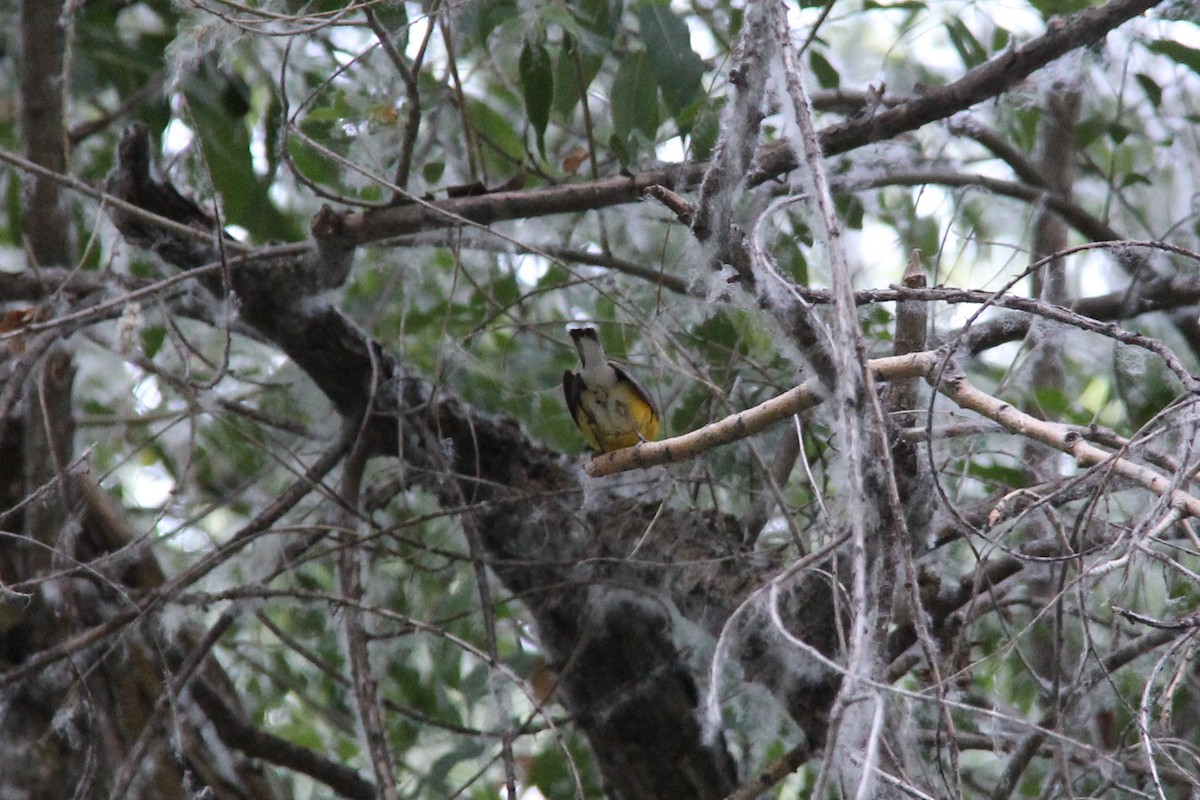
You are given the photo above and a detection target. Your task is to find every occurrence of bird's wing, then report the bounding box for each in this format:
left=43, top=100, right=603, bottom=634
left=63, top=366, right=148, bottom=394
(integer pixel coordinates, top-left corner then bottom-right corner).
left=562, top=370, right=582, bottom=422
left=609, top=361, right=659, bottom=420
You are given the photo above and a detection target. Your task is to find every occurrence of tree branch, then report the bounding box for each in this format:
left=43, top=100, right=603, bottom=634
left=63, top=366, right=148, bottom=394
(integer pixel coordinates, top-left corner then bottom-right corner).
left=842, top=167, right=1123, bottom=243
left=97, top=124, right=745, bottom=800
left=191, top=679, right=375, bottom=800
left=755, top=0, right=1165, bottom=178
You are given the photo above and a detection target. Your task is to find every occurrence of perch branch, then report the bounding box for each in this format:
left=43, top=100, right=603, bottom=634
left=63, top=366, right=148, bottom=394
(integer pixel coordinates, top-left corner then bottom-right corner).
left=586, top=350, right=1200, bottom=523
left=585, top=351, right=936, bottom=476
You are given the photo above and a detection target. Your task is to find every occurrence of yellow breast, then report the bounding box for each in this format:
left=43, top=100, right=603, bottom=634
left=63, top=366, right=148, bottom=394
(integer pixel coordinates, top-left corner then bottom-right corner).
left=572, top=381, right=659, bottom=453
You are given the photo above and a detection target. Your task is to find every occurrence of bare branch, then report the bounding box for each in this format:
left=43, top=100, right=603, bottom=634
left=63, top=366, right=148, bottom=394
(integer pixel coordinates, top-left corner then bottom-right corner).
left=585, top=352, right=935, bottom=476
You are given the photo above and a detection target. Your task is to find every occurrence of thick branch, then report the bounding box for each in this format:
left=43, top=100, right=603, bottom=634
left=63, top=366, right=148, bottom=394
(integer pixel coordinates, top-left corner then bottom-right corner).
left=98, top=126, right=743, bottom=800
left=191, top=679, right=375, bottom=800
left=18, top=0, right=72, bottom=266
left=755, top=0, right=1164, bottom=178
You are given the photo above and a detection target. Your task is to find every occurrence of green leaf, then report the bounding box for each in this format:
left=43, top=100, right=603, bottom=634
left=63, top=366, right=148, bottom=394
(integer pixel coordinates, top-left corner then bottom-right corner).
left=140, top=325, right=167, bottom=359
left=466, top=98, right=526, bottom=168
left=1119, top=172, right=1151, bottom=189
left=536, top=263, right=570, bottom=290
left=636, top=2, right=706, bottom=121
left=548, top=0, right=620, bottom=107
left=687, top=97, right=723, bottom=160
left=75, top=0, right=176, bottom=140
left=1115, top=353, right=1176, bottom=428
left=610, top=50, right=660, bottom=163
left=128, top=257, right=155, bottom=279
left=991, top=26, right=1011, bottom=51
left=808, top=50, right=840, bottom=90
left=539, top=6, right=612, bottom=55
left=425, top=741, right=487, bottom=790
left=1147, top=39, right=1200, bottom=78
left=1073, top=117, right=1105, bottom=149
left=966, top=460, right=1028, bottom=489
left=183, top=58, right=301, bottom=242
left=778, top=237, right=809, bottom=284
left=836, top=194, right=864, bottom=229
left=369, top=1, right=407, bottom=30
left=83, top=399, right=115, bottom=416
left=519, top=39, right=554, bottom=157
left=864, top=0, right=926, bottom=9
left=529, top=739, right=606, bottom=799
left=608, top=132, right=631, bottom=167
left=553, top=35, right=582, bottom=118
left=493, top=272, right=521, bottom=308
left=943, top=18, right=986, bottom=69
left=289, top=127, right=340, bottom=188
left=1134, top=73, right=1162, bottom=109
left=911, top=215, right=940, bottom=258
left=1107, top=121, right=1131, bottom=144
left=553, top=34, right=607, bottom=118
left=1027, top=0, right=1094, bottom=18
left=422, top=160, right=445, bottom=185
left=461, top=0, right=518, bottom=48
left=1031, top=385, right=1072, bottom=419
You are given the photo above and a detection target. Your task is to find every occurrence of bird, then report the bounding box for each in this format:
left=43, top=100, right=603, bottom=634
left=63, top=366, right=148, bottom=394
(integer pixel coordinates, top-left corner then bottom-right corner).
left=562, top=327, right=660, bottom=453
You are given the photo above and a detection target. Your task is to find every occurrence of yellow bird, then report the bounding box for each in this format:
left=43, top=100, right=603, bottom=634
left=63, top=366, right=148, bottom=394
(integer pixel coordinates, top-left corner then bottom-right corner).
left=562, top=327, right=660, bottom=453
